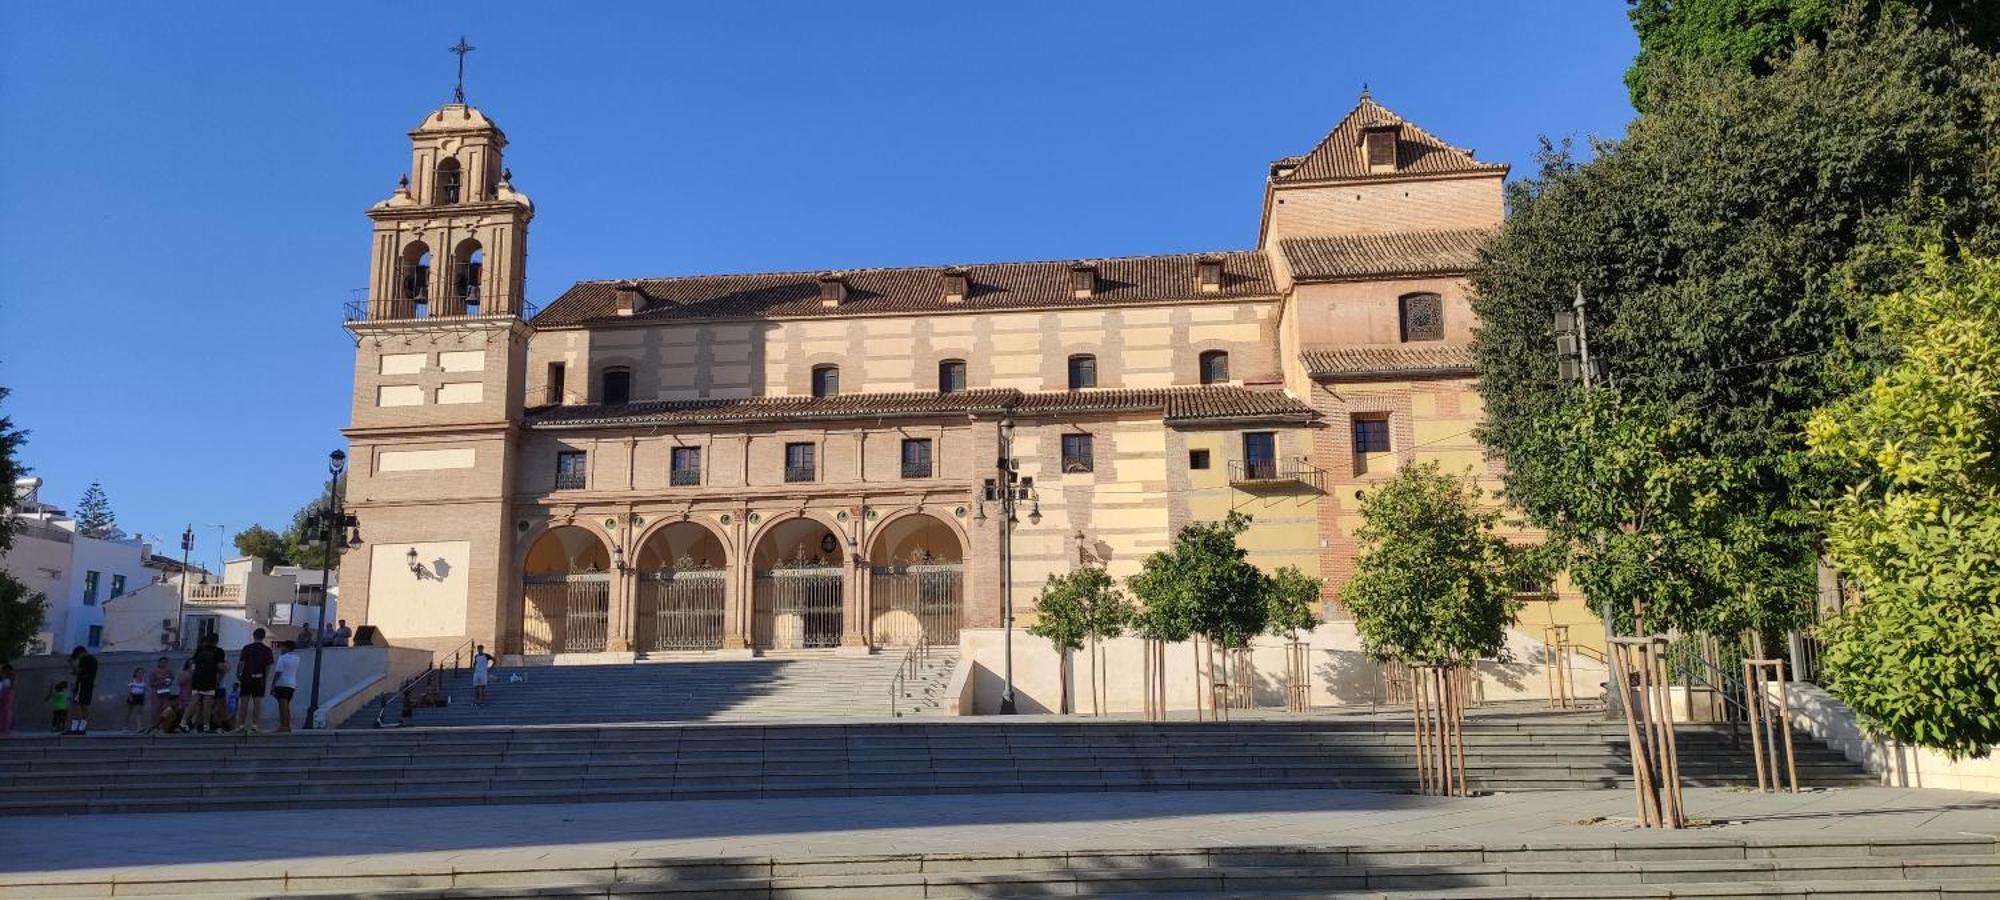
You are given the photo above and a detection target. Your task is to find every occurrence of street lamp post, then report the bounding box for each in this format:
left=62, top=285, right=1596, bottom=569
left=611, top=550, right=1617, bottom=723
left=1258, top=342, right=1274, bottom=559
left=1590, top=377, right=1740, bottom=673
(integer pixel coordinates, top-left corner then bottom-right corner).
left=175, top=526, right=194, bottom=650
left=305, top=449, right=347, bottom=729
left=984, top=417, right=1040, bottom=715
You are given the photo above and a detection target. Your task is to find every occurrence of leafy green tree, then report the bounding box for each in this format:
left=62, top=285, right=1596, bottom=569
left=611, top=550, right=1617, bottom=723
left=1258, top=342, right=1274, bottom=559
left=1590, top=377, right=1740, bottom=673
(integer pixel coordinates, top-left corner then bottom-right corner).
left=1265, top=566, right=1323, bottom=641
left=1027, top=565, right=1133, bottom=714
left=233, top=524, right=290, bottom=566
left=1343, top=462, right=1522, bottom=666
left=0, top=573, right=45, bottom=662
left=1807, top=250, right=2000, bottom=757
left=1626, top=0, right=2000, bottom=109
left=0, top=386, right=24, bottom=552
left=1475, top=12, right=2000, bottom=634
left=281, top=475, right=346, bottom=570
left=74, top=481, right=118, bottom=540
left=1127, top=512, right=1271, bottom=651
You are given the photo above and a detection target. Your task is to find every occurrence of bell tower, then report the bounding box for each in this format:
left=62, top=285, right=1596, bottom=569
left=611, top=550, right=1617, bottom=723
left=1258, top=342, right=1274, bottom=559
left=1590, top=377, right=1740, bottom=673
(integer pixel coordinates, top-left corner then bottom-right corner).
left=339, top=100, right=536, bottom=657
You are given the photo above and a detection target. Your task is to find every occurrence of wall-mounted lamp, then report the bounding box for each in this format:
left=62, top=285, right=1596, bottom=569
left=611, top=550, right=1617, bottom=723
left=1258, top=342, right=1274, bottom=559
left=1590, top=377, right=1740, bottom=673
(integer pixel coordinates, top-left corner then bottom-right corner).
left=611, top=544, right=627, bottom=572
left=406, top=547, right=422, bottom=576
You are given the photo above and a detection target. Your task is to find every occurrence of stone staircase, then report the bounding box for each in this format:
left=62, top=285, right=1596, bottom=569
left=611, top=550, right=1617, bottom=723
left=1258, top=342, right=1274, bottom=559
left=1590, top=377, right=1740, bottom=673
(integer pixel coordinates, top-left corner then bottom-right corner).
left=12, top=835, right=2000, bottom=897
left=0, top=713, right=1870, bottom=817
left=346, top=650, right=959, bottom=728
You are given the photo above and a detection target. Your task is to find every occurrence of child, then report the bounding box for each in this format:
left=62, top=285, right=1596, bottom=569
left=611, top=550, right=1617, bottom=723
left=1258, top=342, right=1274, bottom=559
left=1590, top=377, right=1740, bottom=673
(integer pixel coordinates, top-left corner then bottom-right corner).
left=125, top=669, right=147, bottom=733
left=47, top=680, right=69, bottom=733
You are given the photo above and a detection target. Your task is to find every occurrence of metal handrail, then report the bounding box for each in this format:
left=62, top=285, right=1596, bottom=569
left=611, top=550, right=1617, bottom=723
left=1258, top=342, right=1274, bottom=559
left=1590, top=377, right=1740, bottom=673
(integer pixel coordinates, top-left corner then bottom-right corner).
left=374, top=637, right=475, bottom=728
left=889, top=633, right=931, bottom=717
left=1664, top=634, right=1750, bottom=745
left=1227, top=457, right=1324, bottom=490
left=343, top=297, right=541, bottom=323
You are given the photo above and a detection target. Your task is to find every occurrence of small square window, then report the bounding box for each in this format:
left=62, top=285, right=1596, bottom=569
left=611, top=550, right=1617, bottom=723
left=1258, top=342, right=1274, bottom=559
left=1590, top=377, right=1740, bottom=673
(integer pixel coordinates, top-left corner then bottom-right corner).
left=785, top=442, right=817, bottom=482
left=1061, top=433, right=1095, bottom=473
left=1189, top=449, right=1211, bottom=470
left=812, top=366, right=840, bottom=398
left=1352, top=417, right=1391, bottom=454
left=938, top=360, right=968, bottom=394
left=901, top=438, right=934, bottom=478
left=670, top=447, right=702, bottom=486
left=1067, top=355, right=1097, bottom=390
left=602, top=368, right=632, bottom=405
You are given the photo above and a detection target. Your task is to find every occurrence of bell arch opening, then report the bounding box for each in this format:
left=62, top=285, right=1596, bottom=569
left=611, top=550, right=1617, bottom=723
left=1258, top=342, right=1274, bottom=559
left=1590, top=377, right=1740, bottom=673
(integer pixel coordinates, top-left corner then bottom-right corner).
left=751, top=517, right=845, bottom=650
left=635, top=522, right=728, bottom=652
left=867, top=513, right=964, bottom=647
left=520, top=525, right=611, bottom=655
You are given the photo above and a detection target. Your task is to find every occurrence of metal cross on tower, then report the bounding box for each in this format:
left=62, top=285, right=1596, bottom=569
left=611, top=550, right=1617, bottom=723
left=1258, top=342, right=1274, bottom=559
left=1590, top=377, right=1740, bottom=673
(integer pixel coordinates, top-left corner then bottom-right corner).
left=450, top=36, right=476, bottom=103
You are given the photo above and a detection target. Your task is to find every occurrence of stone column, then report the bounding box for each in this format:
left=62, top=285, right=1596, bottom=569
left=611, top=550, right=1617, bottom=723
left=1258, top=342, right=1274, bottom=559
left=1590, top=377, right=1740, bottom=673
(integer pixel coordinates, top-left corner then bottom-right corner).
left=605, top=567, right=633, bottom=654
left=840, top=512, right=869, bottom=653
left=724, top=507, right=754, bottom=653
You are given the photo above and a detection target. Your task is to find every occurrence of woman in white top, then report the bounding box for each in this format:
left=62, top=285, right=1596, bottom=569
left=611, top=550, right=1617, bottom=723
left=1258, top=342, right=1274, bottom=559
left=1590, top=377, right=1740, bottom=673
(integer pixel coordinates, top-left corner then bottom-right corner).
left=471, top=645, right=494, bottom=706
left=272, top=642, right=301, bottom=733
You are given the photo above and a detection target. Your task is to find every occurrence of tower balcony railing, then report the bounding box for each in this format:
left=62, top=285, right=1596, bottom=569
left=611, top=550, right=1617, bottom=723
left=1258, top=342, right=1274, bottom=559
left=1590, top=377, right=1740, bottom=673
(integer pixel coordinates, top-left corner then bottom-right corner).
left=343, top=293, right=538, bottom=323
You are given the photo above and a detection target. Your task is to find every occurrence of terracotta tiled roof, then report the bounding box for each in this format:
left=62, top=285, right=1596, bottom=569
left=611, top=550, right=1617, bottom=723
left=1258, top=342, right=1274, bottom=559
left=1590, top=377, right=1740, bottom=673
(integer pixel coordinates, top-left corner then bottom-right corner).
left=532, top=251, right=1275, bottom=328
left=526, top=385, right=1315, bottom=429
left=1300, top=344, right=1477, bottom=380
left=1281, top=229, right=1491, bottom=282
left=1275, top=95, right=1506, bottom=184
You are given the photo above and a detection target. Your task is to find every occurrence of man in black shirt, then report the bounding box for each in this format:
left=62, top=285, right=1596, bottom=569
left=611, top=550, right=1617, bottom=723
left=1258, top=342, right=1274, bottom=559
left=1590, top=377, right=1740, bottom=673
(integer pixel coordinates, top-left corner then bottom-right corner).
left=234, top=628, right=274, bottom=733
left=187, top=633, right=227, bottom=734
left=66, top=646, right=97, bottom=735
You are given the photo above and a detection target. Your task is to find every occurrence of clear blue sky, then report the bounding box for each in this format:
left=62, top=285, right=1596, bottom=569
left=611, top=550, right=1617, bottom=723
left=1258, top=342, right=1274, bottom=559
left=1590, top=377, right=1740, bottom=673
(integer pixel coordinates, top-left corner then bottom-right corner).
left=0, top=2, right=1637, bottom=568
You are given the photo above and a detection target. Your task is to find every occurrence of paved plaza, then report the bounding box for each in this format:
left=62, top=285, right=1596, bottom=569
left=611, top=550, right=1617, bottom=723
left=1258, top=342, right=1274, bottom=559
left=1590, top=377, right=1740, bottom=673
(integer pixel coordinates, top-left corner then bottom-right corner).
left=4, top=785, right=1998, bottom=889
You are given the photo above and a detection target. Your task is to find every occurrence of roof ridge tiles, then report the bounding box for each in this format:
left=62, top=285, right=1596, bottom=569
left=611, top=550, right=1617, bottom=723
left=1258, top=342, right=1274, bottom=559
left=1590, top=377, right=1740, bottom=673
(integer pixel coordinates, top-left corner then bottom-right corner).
left=570, top=248, right=1264, bottom=287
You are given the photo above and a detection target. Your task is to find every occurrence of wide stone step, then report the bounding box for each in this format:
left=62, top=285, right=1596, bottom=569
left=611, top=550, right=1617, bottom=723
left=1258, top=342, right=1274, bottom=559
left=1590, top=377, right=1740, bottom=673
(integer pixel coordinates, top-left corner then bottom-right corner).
left=8, top=837, right=1994, bottom=898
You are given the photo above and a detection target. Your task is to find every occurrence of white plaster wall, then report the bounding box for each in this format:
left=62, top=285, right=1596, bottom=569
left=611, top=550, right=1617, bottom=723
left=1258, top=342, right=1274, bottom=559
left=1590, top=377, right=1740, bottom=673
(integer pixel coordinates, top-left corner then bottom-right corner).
left=366, top=540, right=471, bottom=639
left=955, top=623, right=1606, bottom=716
left=1777, top=682, right=2000, bottom=794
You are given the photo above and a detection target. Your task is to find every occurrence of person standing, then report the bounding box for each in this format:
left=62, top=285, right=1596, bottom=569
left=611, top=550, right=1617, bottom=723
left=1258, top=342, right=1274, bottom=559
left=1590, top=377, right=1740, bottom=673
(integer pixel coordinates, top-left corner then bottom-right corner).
left=67, top=646, right=97, bottom=735
left=0, top=662, right=15, bottom=735
left=271, top=641, right=300, bottom=732
left=234, top=628, right=274, bottom=733
left=124, top=669, right=147, bottom=733
left=147, top=657, right=175, bottom=726
left=187, top=633, right=226, bottom=734
left=331, top=620, right=352, bottom=648
left=470, top=644, right=494, bottom=706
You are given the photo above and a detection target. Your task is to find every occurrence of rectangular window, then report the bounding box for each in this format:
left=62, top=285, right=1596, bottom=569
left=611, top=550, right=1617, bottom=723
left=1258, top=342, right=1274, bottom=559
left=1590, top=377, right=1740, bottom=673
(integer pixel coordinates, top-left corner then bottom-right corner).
left=546, top=362, right=566, bottom=405
left=1067, top=355, right=1097, bottom=390
left=83, top=570, right=100, bottom=606
left=1189, top=448, right=1211, bottom=470
left=602, top=368, right=631, bottom=405
left=901, top=438, right=934, bottom=479
left=785, top=442, right=817, bottom=483
left=1353, top=416, right=1391, bottom=454
left=812, top=366, right=840, bottom=398
left=555, top=450, right=588, bottom=490
left=87, top=625, right=102, bottom=648
left=670, top=447, right=702, bottom=486
left=110, top=574, right=126, bottom=599
left=938, top=360, right=967, bottom=394
left=1061, top=433, right=1095, bottom=474
left=1242, top=432, right=1277, bottom=479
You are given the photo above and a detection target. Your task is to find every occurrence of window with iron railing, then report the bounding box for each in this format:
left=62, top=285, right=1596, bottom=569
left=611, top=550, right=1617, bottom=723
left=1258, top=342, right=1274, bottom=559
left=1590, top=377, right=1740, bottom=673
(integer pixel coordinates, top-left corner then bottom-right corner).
left=1061, top=433, right=1095, bottom=473
left=555, top=451, right=588, bottom=490
left=901, top=438, right=934, bottom=479
left=784, top=442, right=817, bottom=483
left=1240, top=431, right=1277, bottom=480
left=670, top=447, right=702, bottom=486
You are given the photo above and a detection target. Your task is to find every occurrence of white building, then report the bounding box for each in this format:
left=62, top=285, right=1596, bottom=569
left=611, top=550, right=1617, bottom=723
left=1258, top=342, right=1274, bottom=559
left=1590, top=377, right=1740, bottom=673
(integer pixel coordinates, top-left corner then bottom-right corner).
left=3, top=478, right=167, bottom=654
left=99, top=556, right=338, bottom=653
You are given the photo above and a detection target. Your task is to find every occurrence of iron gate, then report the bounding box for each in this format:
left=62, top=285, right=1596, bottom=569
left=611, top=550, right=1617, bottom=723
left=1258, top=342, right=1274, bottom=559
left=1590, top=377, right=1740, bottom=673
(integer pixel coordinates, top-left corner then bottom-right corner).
left=753, top=567, right=844, bottom=650
left=638, top=566, right=727, bottom=651
left=869, top=563, right=963, bottom=647
left=522, top=573, right=610, bottom=654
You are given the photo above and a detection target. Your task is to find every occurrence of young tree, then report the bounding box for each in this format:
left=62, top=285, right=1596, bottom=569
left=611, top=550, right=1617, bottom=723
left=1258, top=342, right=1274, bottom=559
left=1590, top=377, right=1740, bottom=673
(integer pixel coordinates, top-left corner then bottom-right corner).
left=232, top=524, right=290, bottom=566
left=1343, top=462, right=1521, bottom=666
left=1026, top=565, right=1133, bottom=715
left=1266, top=566, right=1323, bottom=641
left=74, top=481, right=119, bottom=539
left=0, top=386, right=23, bottom=552
left=1127, top=512, right=1272, bottom=715
left=1807, top=250, right=2000, bottom=757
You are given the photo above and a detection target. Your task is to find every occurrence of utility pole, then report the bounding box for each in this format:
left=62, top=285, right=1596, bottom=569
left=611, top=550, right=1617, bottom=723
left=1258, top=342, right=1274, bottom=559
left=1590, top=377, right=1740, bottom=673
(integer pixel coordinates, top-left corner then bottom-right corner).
left=1556, top=284, right=1625, bottom=721
left=175, top=526, right=194, bottom=650
left=984, top=417, right=1040, bottom=715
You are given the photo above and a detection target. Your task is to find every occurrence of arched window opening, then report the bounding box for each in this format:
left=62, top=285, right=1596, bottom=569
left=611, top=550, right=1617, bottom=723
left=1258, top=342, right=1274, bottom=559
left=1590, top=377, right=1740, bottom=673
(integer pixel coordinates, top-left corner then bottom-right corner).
left=453, top=240, right=484, bottom=316
left=937, top=359, right=967, bottom=394
left=1067, top=354, right=1097, bottom=390
left=1199, top=350, right=1230, bottom=385
left=602, top=367, right=632, bottom=406
left=812, top=364, right=840, bottom=398
left=435, top=157, right=462, bottom=205
left=397, top=242, right=432, bottom=319
left=1399, top=293, right=1445, bottom=342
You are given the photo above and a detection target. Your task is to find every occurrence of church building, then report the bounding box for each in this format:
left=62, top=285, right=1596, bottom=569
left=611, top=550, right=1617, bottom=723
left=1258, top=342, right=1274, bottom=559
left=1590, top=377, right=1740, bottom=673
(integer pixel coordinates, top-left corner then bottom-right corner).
left=338, top=92, right=1524, bottom=664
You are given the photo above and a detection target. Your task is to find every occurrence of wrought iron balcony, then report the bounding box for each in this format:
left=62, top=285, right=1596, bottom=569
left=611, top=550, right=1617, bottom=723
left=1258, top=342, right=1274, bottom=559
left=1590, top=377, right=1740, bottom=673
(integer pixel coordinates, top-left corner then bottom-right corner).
left=1228, top=457, right=1323, bottom=490
left=784, top=464, right=817, bottom=483
left=901, top=459, right=933, bottom=479
left=342, top=292, right=538, bottom=323
left=670, top=466, right=702, bottom=487
left=554, top=469, right=587, bottom=491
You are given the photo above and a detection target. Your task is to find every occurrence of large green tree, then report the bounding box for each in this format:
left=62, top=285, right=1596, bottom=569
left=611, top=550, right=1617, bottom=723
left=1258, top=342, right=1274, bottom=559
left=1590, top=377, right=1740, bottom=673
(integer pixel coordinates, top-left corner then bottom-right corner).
left=74, top=481, right=118, bottom=540
left=1127, top=512, right=1271, bottom=652
left=0, top=386, right=44, bottom=659
left=1343, top=462, right=1523, bottom=666
left=232, top=524, right=289, bottom=566
left=1474, top=10, right=2000, bottom=634
left=1626, top=0, right=2000, bottom=109
left=1807, top=250, right=2000, bottom=757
